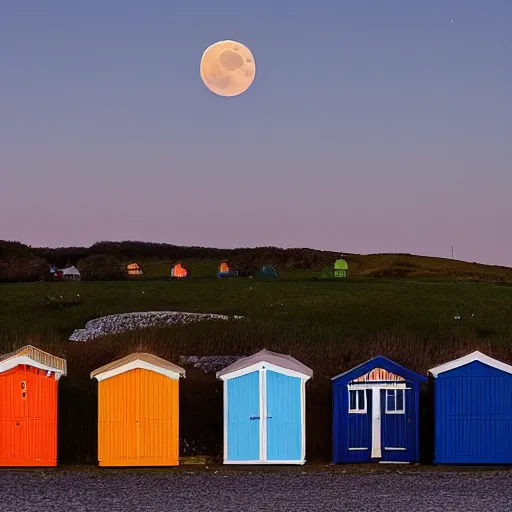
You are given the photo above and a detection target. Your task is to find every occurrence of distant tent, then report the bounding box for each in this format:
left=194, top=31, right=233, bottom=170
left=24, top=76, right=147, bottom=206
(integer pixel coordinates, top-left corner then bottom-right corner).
left=127, top=262, right=143, bottom=276
left=61, top=266, right=81, bottom=281
left=217, top=261, right=237, bottom=278
left=334, top=259, right=348, bottom=278
left=258, top=265, right=278, bottom=279
left=171, top=262, right=188, bottom=280
left=319, top=266, right=333, bottom=279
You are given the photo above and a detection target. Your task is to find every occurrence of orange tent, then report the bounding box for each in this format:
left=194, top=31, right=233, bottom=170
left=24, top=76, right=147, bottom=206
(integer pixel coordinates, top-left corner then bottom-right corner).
left=127, top=262, right=143, bottom=276
left=0, top=346, right=67, bottom=467
left=219, top=262, right=230, bottom=274
left=91, top=353, right=185, bottom=467
left=171, top=263, right=188, bottom=279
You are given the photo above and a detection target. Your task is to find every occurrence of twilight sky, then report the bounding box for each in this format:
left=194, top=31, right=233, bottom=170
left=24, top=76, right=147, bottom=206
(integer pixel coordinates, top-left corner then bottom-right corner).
left=1, top=1, right=510, bottom=266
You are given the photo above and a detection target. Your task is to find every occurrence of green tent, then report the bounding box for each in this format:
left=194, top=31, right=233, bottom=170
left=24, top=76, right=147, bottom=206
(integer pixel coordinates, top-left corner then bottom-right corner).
left=334, top=259, right=348, bottom=278
left=258, top=264, right=278, bottom=279
left=319, top=266, right=333, bottom=279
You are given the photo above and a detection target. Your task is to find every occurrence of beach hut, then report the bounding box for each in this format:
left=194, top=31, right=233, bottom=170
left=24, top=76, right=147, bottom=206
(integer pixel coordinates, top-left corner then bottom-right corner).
left=170, top=262, right=188, bottom=280
left=90, top=353, right=185, bottom=467
left=334, top=259, right=348, bottom=278
left=216, top=349, right=313, bottom=465
left=0, top=345, right=67, bottom=466
left=127, top=262, right=143, bottom=276
left=61, top=265, right=81, bottom=281
left=332, top=356, right=426, bottom=464
left=429, top=351, right=512, bottom=464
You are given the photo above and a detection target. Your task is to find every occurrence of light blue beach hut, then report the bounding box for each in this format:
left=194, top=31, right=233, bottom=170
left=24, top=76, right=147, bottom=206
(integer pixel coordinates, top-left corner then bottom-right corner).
left=216, top=349, right=313, bottom=465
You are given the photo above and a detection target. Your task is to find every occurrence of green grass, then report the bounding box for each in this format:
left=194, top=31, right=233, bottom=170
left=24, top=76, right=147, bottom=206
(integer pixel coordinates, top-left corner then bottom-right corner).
left=1, top=273, right=511, bottom=463
left=1, top=274, right=511, bottom=344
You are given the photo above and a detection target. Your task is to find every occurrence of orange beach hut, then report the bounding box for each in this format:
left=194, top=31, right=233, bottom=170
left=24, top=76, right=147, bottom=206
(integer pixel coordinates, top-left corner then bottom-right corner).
left=90, top=353, right=185, bottom=467
left=0, top=345, right=67, bottom=467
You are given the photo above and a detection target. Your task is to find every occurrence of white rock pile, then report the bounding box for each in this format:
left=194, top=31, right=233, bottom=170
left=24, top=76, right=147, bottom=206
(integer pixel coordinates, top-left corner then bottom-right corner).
left=69, top=311, right=243, bottom=342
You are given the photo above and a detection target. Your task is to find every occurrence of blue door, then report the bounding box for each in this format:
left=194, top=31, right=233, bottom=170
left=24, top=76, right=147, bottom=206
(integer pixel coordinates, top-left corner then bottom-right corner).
left=381, top=387, right=415, bottom=461
left=227, top=372, right=260, bottom=461
left=266, top=371, right=302, bottom=461
left=346, top=389, right=372, bottom=462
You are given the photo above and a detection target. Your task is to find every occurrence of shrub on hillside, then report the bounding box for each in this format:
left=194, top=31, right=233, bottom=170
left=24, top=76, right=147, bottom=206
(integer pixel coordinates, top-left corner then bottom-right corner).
left=0, top=240, right=48, bottom=282
left=77, top=254, right=124, bottom=281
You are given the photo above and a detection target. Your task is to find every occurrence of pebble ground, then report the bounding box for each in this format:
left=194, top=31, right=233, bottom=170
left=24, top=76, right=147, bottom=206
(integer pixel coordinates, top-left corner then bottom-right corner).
left=1, top=470, right=511, bottom=511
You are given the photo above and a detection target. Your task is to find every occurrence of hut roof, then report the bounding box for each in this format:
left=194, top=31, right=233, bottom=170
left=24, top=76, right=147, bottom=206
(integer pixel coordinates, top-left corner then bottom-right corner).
left=0, top=345, right=67, bottom=378
left=91, top=352, right=186, bottom=382
left=331, top=355, right=426, bottom=383
left=216, top=349, right=313, bottom=379
left=429, top=351, right=512, bottom=377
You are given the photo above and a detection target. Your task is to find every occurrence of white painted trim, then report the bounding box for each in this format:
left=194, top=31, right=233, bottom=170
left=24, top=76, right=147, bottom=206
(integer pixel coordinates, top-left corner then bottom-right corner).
left=348, top=383, right=407, bottom=390
left=92, top=359, right=181, bottom=382
left=223, top=460, right=306, bottom=465
left=384, top=389, right=406, bottom=414
left=348, top=448, right=368, bottom=451
left=0, top=356, right=65, bottom=379
left=371, top=388, right=382, bottom=459
left=384, top=447, right=407, bottom=451
left=429, top=351, right=512, bottom=377
left=379, top=461, right=410, bottom=464
left=260, top=368, right=266, bottom=461
left=348, top=389, right=367, bottom=414
left=223, top=380, right=228, bottom=463
left=219, top=361, right=311, bottom=382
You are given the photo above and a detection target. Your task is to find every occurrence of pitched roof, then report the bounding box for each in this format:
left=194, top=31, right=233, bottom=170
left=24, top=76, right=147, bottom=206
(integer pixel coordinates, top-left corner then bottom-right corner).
left=216, top=349, right=313, bottom=379
left=62, top=266, right=80, bottom=275
left=331, top=355, right=426, bottom=383
left=0, top=345, right=67, bottom=377
left=429, top=351, right=512, bottom=377
left=90, top=352, right=186, bottom=381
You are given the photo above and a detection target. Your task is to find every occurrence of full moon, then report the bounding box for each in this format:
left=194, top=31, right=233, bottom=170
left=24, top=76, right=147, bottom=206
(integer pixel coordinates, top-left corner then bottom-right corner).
left=200, top=40, right=256, bottom=97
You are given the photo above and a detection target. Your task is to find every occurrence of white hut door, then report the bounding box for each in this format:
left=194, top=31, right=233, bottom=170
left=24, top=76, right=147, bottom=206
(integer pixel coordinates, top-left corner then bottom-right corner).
left=371, top=388, right=382, bottom=459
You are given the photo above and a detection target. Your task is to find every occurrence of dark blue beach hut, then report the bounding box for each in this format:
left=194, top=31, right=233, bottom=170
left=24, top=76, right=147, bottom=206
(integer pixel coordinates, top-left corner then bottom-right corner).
left=332, top=356, right=426, bottom=464
left=429, top=351, right=512, bottom=464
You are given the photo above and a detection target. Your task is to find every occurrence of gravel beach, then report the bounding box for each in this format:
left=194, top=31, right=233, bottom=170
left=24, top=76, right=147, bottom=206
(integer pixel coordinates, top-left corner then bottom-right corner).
left=1, top=469, right=511, bottom=512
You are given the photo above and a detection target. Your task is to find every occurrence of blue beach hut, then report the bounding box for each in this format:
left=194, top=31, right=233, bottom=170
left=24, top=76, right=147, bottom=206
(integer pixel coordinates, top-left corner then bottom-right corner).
left=216, top=349, right=313, bottom=465
left=429, top=351, right=512, bottom=464
left=332, top=356, right=426, bottom=464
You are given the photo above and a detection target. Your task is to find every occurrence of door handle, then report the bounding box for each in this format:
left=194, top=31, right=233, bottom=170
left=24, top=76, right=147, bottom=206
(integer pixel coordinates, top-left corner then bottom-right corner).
left=250, top=416, right=260, bottom=420
left=267, top=416, right=272, bottom=419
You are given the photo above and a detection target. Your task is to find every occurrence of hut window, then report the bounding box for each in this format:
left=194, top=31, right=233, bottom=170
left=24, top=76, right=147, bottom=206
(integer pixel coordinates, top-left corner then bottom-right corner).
left=21, top=381, right=27, bottom=399
left=348, top=389, right=366, bottom=413
left=386, top=389, right=405, bottom=414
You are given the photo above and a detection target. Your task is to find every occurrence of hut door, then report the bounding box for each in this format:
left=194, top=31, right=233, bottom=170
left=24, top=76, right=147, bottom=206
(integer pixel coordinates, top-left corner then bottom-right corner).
left=347, top=388, right=372, bottom=459
left=0, top=367, right=27, bottom=463
left=265, top=370, right=302, bottom=462
left=380, top=387, right=414, bottom=461
left=227, top=371, right=260, bottom=461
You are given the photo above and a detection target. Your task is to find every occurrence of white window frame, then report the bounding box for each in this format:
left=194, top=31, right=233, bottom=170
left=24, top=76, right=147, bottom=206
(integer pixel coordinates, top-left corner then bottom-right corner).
left=348, top=389, right=367, bottom=414
left=385, top=389, right=405, bottom=414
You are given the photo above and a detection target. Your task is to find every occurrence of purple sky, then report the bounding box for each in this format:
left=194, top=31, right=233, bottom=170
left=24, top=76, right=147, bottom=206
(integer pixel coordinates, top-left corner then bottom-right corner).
left=1, top=1, right=510, bottom=266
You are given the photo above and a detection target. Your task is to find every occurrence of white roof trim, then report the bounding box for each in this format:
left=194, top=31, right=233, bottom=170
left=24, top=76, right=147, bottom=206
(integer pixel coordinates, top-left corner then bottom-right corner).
left=92, top=359, right=182, bottom=382
left=429, top=351, right=512, bottom=377
left=218, top=361, right=311, bottom=381
left=0, top=355, right=65, bottom=380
